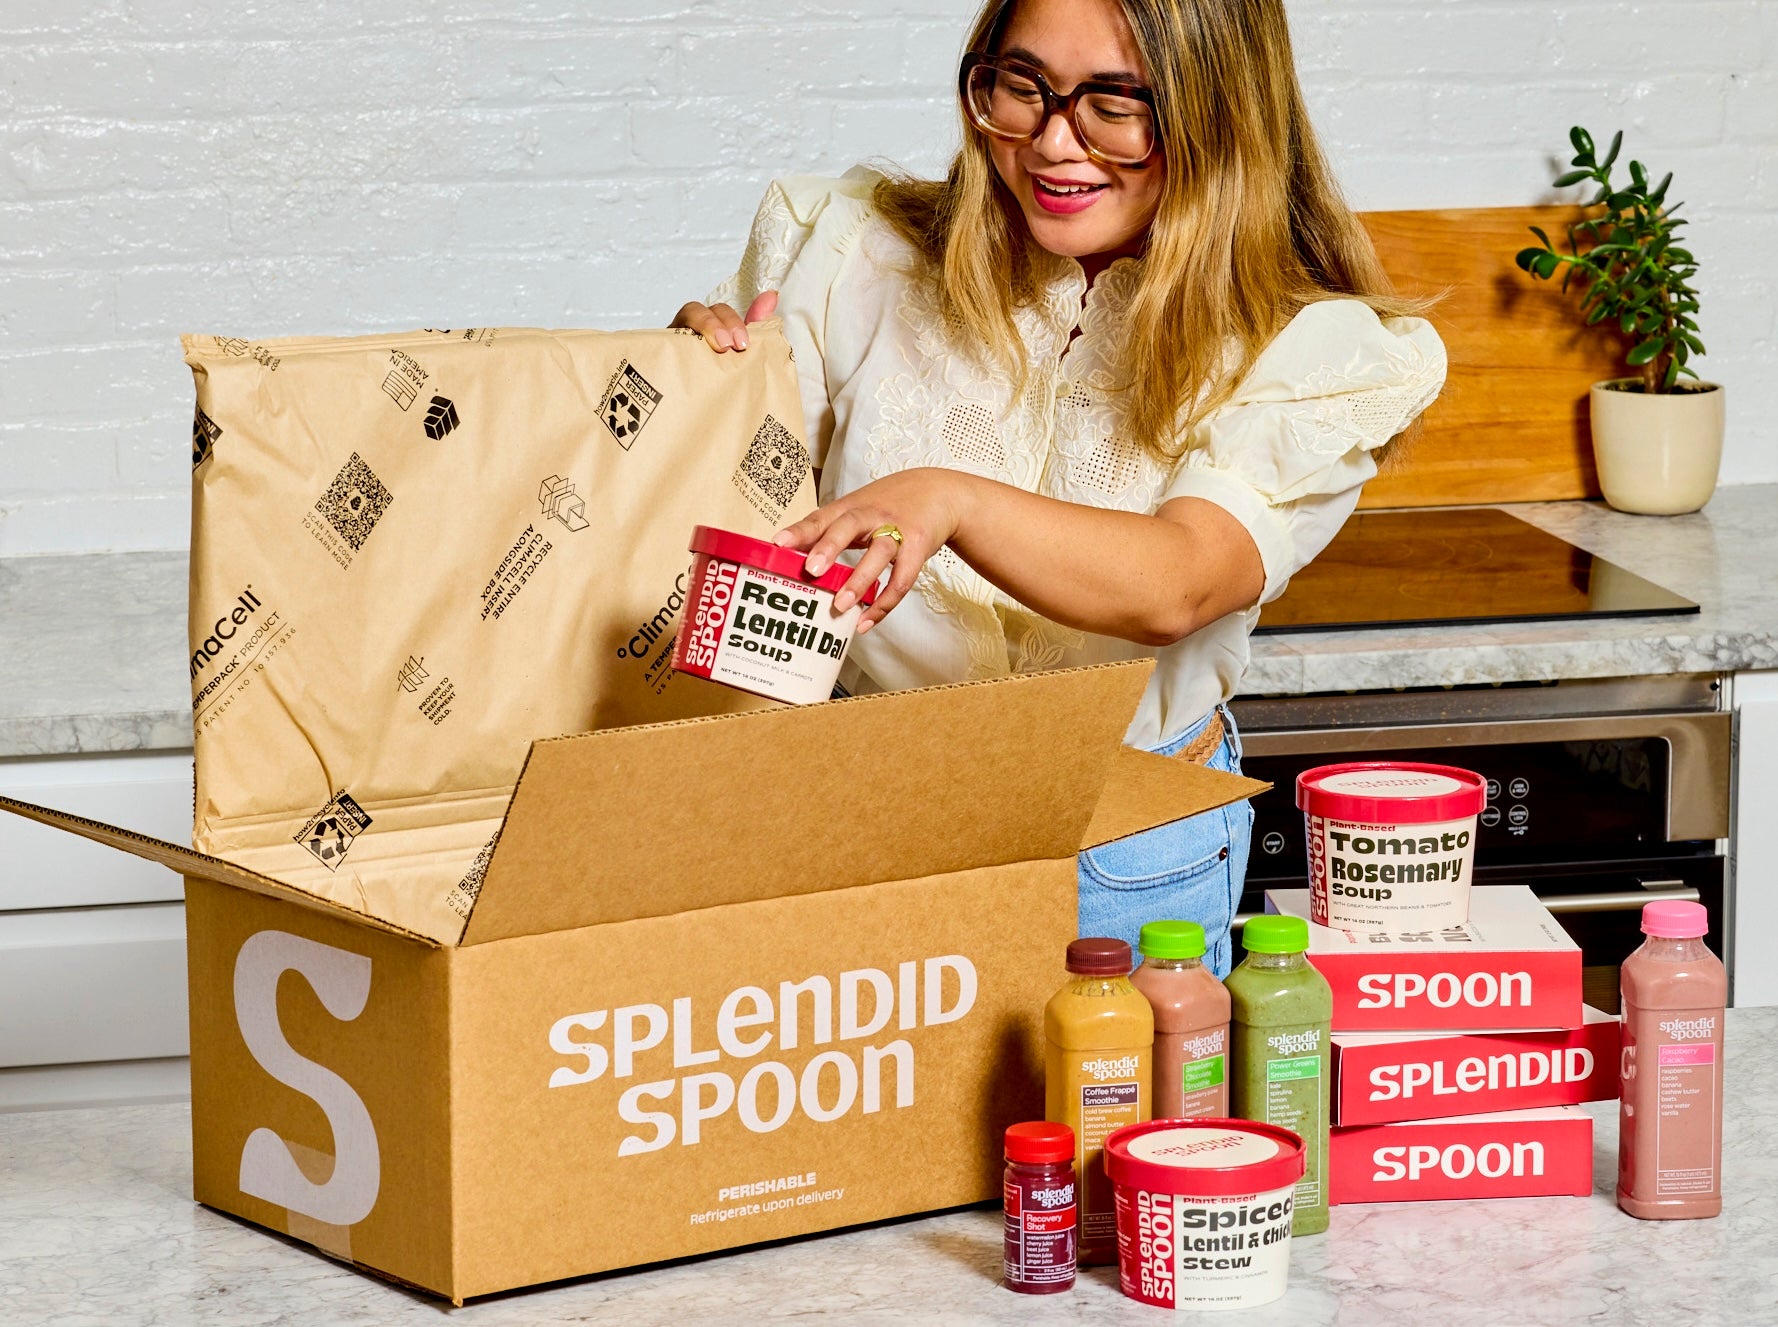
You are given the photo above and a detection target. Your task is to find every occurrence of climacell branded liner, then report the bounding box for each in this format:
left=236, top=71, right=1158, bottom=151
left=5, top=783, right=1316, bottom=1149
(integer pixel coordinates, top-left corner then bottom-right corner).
left=181, top=323, right=818, bottom=942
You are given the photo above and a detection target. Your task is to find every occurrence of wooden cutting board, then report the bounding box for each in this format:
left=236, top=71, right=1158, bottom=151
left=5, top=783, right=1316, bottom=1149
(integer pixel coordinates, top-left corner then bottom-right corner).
left=1355, top=206, right=1631, bottom=508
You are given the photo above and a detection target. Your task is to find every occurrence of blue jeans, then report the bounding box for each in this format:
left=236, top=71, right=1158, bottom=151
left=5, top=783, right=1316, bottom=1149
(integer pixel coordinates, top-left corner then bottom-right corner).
left=1076, top=706, right=1254, bottom=979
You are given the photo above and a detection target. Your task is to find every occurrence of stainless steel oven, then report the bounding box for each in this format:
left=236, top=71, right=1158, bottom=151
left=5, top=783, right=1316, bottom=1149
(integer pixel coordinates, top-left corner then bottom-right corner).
left=1228, top=674, right=1731, bottom=1011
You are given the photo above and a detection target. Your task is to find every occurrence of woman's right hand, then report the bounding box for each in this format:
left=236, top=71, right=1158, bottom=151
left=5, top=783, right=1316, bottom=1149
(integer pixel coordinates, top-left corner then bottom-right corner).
left=671, top=291, right=779, bottom=352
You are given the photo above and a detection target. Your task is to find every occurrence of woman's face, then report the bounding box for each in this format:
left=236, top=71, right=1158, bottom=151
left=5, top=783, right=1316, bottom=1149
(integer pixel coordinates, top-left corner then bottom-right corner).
left=983, top=0, right=1166, bottom=264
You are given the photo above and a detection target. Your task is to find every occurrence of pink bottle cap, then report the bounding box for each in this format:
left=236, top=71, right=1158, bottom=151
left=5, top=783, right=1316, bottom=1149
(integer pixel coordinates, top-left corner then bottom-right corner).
left=1641, top=899, right=1708, bottom=938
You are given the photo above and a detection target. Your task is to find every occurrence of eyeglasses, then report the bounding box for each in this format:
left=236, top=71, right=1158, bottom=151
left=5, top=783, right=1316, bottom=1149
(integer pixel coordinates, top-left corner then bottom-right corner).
left=959, top=53, right=1159, bottom=167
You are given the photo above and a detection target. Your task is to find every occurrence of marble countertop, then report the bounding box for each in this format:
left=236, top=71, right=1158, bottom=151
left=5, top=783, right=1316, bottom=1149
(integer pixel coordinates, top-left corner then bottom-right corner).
left=0, top=550, right=189, bottom=758
left=4, top=487, right=1778, bottom=759
left=4, top=1006, right=1773, bottom=1326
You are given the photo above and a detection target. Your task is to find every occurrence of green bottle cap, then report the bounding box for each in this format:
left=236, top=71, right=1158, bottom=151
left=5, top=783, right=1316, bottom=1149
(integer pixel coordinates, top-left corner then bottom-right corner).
left=1242, top=915, right=1310, bottom=954
left=1138, top=920, right=1206, bottom=960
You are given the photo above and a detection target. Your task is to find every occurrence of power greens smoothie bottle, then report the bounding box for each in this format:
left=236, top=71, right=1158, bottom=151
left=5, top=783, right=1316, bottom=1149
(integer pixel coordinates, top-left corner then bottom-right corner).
left=1045, top=938, right=1153, bottom=1266
left=1130, top=921, right=1231, bottom=1120
left=1618, top=899, right=1727, bottom=1220
left=1226, top=915, right=1332, bottom=1236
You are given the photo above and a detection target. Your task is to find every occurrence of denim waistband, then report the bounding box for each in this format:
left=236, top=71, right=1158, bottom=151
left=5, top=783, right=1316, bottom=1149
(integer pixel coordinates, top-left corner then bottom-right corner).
left=1146, top=704, right=1243, bottom=766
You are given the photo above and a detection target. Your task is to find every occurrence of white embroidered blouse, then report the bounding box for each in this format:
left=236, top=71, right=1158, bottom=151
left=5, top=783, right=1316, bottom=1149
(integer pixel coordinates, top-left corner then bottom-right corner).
left=708, top=167, right=1448, bottom=749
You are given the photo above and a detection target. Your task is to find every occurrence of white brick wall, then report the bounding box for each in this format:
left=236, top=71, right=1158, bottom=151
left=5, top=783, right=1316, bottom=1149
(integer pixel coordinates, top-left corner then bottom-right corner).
left=1, top=1, right=1772, bottom=554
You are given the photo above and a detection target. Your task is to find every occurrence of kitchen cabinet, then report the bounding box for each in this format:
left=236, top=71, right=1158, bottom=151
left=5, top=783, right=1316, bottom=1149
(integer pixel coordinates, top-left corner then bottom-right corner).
left=0, top=904, right=187, bottom=1067
left=0, top=753, right=191, bottom=910
left=1731, top=672, right=1778, bottom=1007
left=0, top=751, right=193, bottom=1108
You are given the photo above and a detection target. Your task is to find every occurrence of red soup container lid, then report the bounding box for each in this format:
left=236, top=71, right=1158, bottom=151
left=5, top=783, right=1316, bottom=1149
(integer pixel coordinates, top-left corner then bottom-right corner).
left=1296, top=761, right=1487, bottom=824
left=1105, top=1119, right=1305, bottom=1197
left=690, top=525, right=880, bottom=606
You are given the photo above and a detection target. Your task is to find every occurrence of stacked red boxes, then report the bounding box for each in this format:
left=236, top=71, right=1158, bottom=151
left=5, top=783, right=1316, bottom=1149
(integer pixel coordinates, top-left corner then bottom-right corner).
left=1263, top=886, right=1617, bottom=1205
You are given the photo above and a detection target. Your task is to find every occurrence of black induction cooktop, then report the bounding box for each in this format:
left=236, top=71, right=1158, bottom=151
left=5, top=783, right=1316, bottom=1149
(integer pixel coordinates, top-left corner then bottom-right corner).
left=1255, top=507, right=1699, bottom=634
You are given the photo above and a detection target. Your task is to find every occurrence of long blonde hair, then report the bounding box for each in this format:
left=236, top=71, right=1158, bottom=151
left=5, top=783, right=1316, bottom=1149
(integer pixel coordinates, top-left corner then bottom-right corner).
left=875, top=0, right=1416, bottom=460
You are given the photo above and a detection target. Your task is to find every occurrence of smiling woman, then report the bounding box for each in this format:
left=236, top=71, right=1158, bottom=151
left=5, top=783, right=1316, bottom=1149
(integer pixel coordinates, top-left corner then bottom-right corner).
left=671, top=0, right=1449, bottom=971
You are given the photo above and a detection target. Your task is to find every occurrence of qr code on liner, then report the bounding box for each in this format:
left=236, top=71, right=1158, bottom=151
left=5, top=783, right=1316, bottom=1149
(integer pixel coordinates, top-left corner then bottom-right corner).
left=316, top=453, right=394, bottom=551
left=737, top=415, right=808, bottom=514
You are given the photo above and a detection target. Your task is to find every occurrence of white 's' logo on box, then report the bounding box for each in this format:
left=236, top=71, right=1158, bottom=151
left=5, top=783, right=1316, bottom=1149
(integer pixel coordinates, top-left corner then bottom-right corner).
left=233, top=931, right=381, bottom=1226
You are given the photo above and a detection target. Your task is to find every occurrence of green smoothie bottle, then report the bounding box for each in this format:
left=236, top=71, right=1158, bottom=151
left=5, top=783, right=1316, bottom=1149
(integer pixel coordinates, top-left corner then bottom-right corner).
left=1226, top=915, right=1332, bottom=1236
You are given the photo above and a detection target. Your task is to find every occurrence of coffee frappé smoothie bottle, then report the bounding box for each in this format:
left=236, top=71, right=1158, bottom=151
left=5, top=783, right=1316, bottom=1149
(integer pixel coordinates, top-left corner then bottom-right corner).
left=1226, top=915, right=1332, bottom=1236
left=1130, top=921, right=1231, bottom=1119
left=1618, top=899, right=1727, bottom=1220
left=1044, top=938, right=1152, bottom=1265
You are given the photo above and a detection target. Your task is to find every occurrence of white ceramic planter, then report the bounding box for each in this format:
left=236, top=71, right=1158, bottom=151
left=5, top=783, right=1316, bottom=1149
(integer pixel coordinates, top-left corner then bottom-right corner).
left=1589, top=379, right=1724, bottom=516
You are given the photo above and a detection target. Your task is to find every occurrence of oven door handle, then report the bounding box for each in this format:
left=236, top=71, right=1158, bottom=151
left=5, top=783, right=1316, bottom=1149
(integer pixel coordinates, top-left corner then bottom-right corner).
left=1540, top=887, right=1701, bottom=914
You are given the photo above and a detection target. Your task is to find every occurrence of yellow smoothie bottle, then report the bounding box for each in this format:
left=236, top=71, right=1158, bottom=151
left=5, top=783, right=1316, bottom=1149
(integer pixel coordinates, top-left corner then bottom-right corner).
left=1045, top=937, right=1153, bottom=1266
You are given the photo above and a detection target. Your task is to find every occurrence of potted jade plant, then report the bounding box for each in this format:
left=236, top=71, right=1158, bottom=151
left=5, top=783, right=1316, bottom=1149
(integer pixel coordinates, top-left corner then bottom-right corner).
left=1517, top=127, right=1722, bottom=515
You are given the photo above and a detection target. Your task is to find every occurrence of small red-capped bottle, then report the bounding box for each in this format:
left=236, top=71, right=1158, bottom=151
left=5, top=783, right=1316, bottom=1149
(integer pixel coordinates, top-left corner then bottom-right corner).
left=1002, top=1121, right=1076, bottom=1294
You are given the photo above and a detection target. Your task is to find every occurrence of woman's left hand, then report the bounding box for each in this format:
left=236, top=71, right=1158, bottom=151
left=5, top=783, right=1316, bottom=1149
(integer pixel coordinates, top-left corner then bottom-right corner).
left=773, top=468, right=975, bottom=634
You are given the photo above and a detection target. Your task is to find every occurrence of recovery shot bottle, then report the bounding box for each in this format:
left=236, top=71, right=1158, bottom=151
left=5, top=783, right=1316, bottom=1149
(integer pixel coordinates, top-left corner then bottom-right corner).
left=1618, top=899, right=1727, bottom=1219
left=1226, top=915, right=1332, bottom=1236
left=1002, top=1121, right=1076, bottom=1294
left=1044, top=937, right=1152, bottom=1266
left=1130, top=920, right=1231, bottom=1119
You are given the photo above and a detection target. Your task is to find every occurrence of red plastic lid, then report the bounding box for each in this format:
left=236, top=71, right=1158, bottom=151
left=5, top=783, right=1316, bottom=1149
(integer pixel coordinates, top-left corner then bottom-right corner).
left=690, top=526, right=880, bottom=605
left=1005, top=1121, right=1074, bottom=1164
left=1105, top=1119, right=1305, bottom=1198
left=1066, top=937, right=1133, bottom=976
left=1642, top=899, right=1709, bottom=938
left=1297, top=762, right=1487, bottom=824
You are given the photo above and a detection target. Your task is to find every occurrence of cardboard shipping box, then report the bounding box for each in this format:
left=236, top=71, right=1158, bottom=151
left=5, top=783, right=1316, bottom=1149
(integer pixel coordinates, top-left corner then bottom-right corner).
left=0, top=660, right=1264, bottom=1302
left=1266, top=886, right=1584, bottom=1033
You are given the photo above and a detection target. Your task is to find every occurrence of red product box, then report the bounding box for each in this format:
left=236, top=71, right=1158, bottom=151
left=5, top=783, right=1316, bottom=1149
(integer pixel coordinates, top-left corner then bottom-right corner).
left=1331, top=1006, right=1621, bottom=1125
left=1330, top=1107, right=1594, bottom=1205
left=1264, top=885, right=1583, bottom=1033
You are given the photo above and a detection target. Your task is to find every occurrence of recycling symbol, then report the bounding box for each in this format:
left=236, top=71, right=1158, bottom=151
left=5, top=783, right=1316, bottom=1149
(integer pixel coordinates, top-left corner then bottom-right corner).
left=308, top=817, right=349, bottom=864
left=606, top=390, right=642, bottom=439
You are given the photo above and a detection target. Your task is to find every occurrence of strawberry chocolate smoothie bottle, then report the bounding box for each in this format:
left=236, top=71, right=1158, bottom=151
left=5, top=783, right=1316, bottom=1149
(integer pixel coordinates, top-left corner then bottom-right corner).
left=1618, top=899, right=1727, bottom=1219
left=1130, top=921, right=1231, bottom=1119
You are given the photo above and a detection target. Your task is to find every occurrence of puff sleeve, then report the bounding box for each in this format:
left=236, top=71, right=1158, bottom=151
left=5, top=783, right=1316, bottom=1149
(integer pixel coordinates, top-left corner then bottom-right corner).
left=705, top=168, right=879, bottom=469
left=1160, top=299, right=1447, bottom=603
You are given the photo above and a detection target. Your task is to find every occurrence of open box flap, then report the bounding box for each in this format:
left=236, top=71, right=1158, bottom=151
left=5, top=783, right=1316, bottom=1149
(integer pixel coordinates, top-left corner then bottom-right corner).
left=459, top=660, right=1157, bottom=945
left=0, top=793, right=437, bottom=946
left=1083, top=747, right=1270, bottom=851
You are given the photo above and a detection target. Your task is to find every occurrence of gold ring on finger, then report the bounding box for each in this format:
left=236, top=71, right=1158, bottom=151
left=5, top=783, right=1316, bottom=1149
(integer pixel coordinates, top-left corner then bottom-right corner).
left=869, top=524, right=904, bottom=546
